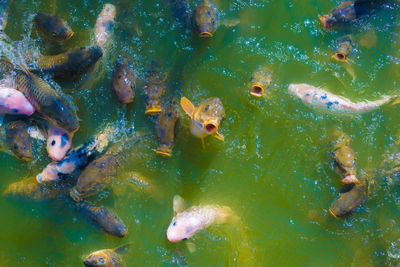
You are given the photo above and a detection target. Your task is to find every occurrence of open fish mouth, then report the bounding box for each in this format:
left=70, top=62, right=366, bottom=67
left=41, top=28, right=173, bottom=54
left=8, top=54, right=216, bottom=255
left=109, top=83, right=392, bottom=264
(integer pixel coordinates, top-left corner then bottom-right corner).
left=145, top=107, right=162, bottom=116
left=156, top=146, right=172, bottom=157
left=250, top=84, right=264, bottom=97
left=203, top=121, right=218, bottom=134
left=199, top=31, right=213, bottom=38
left=65, top=30, right=74, bottom=40
left=332, top=52, right=346, bottom=62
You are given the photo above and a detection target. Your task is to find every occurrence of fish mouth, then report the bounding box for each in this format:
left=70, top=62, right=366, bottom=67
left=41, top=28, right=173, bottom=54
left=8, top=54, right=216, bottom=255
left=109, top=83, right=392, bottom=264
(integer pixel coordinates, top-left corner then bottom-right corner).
left=250, top=84, right=264, bottom=97
left=329, top=208, right=339, bottom=218
left=202, top=120, right=219, bottom=134
left=199, top=31, right=213, bottom=38
left=341, top=175, right=358, bottom=184
left=318, top=14, right=332, bottom=30
left=332, top=52, right=346, bottom=62
left=65, top=30, right=74, bottom=40
left=145, top=107, right=162, bottom=116
left=156, top=146, right=172, bottom=157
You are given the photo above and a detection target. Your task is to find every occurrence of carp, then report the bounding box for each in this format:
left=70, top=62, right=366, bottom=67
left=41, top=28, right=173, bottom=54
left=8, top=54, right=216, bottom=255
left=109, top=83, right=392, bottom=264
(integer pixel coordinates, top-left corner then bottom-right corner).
left=84, top=244, right=130, bottom=267
left=34, top=11, right=74, bottom=42
left=332, top=36, right=353, bottom=62
left=332, top=131, right=358, bottom=184
left=45, top=124, right=72, bottom=161
left=0, top=86, right=35, bottom=115
left=143, top=63, right=165, bottom=116
left=94, top=4, right=116, bottom=51
left=329, top=181, right=368, bottom=218
left=4, top=120, right=33, bottom=161
left=194, top=0, right=218, bottom=37
left=155, top=104, right=179, bottom=157
left=249, top=66, right=272, bottom=97
left=112, top=58, right=135, bottom=104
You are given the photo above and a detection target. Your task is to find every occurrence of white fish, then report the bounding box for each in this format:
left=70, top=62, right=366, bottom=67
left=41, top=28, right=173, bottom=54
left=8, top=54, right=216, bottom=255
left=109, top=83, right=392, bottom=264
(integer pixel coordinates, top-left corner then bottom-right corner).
left=94, top=4, right=116, bottom=51
left=289, top=83, right=393, bottom=113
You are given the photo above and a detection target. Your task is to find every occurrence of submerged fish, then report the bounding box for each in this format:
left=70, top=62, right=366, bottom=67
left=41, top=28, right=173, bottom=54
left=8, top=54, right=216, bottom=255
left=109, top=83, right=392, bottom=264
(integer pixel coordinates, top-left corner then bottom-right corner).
left=155, top=104, right=179, bottom=157
left=95, top=4, right=116, bottom=51
left=167, top=195, right=235, bottom=242
left=169, top=0, right=191, bottom=34
left=84, top=244, right=130, bottom=267
left=329, top=180, right=368, bottom=218
left=0, top=0, right=8, bottom=31
left=0, top=86, right=35, bottom=115
left=288, top=83, right=393, bottom=113
left=194, top=0, right=219, bottom=37
left=250, top=66, right=272, bottom=97
left=332, top=35, right=353, bottom=62
left=112, top=58, right=135, bottom=104
left=77, top=201, right=127, bottom=238
left=34, top=11, right=74, bottom=42
left=5, top=120, right=33, bottom=161
left=180, top=97, right=225, bottom=141
left=69, top=145, right=126, bottom=202
left=45, top=124, right=72, bottom=161
left=36, top=46, right=103, bottom=79
left=332, top=131, right=358, bottom=184
left=143, top=63, right=165, bottom=116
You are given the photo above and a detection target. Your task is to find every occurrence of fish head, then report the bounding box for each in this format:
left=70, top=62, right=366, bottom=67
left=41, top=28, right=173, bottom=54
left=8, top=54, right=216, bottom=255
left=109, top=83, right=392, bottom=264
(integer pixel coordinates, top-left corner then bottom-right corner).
left=156, top=144, right=172, bottom=157
left=5, top=121, right=33, bottom=161
left=35, top=12, right=74, bottom=41
left=288, top=84, right=315, bottom=103
left=46, top=126, right=71, bottom=161
left=194, top=0, right=218, bottom=37
left=0, top=88, right=35, bottom=116
left=42, top=96, right=79, bottom=133
left=84, top=250, right=112, bottom=267
left=144, top=85, right=164, bottom=116
left=193, top=97, right=225, bottom=135
left=319, top=14, right=334, bottom=30
left=167, top=213, right=203, bottom=242
left=36, top=162, right=59, bottom=183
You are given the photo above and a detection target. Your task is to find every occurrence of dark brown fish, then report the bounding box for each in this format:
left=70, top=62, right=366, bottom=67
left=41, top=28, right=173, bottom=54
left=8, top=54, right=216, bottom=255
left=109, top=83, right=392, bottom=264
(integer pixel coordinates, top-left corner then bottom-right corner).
left=169, top=0, right=191, bottom=34
left=70, top=146, right=126, bottom=202
left=3, top=177, right=68, bottom=202
left=5, top=120, right=33, bottom=161
left=36, top=46, right=103, bottom=79
left=34, top=11, right=74, bottom=42
left=194, top=0, right=219, bottom=37
left=143, top=63, right=165, bottom=116
left=112, top=59, right=135, bottom=104
left=156, top=104, right=179, bottom=157
left=84, top=244, right=130, bottom=267
left=329, top=181, right=368, bottom=218
left=77, top=201, right=127, bottom=237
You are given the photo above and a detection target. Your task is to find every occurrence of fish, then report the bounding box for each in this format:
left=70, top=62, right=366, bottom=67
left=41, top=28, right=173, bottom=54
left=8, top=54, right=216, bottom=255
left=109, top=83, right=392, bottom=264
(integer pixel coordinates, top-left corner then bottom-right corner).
left=155, top=104, right=179, bottom=157
left=37, top=125, right=114, bottom=183
left=0, top=86, right=35, bottom=115
left=77, top=201, right=127, bottom=238
left=0, top=60, right=80, bottom=132
left=84, top=244, right=130, bottom=267
left=288, top=83, right=394, bottom=114
left=169, top=0, right=192, bottom=34
left=143, top=62, right=166, bottom=116
left=332, top=35, right=353, bottom=62
left=250, top=66, right=272, bottom=97
left=34, top=11, right=73, bottom=42
left=329, top=180, right=368, bottom=218
left=45, top=124, right=72, bottom=161
left=112, top=58, right=135, bottom=104
left=319, top=0, right=385, bottom=30
left=194, top=0, right=219, bottom=37
left=3, top=176, right=68, bottom=201
left=95, top=4, right=116, bottom=51
left=180, top=96, right=225, bottom=141
left=0, top=0, right=8, bottom=31
left=167, top=195, right=235, bottom=242
left=69, top=145, right=126, bottom=202
left=5, top=120, right=33, bottom=161
left=332, top=131, right=358, bottom=184
left=35, top=46, right=103, bottom=79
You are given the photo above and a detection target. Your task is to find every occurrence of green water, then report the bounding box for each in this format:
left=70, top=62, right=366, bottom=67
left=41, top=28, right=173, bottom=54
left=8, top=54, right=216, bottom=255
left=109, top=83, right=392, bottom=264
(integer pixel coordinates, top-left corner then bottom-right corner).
left=1, top=0, right=400, bottom=266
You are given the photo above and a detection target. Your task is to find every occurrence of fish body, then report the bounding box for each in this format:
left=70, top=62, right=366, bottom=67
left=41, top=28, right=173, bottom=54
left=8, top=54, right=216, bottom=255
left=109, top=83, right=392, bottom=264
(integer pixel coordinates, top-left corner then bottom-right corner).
left=333, top=35, right=353, bottom=62
left=45, top=124, right=72, bottom=161
left=0, top=87, right=35, bottom=115
left=288, top=83, right=392, bottom=113
left=329, top=181, right=368, bottom=217
left=194, top=0, right=219, bottom=37
left=0, top=0, right=8, bottom=31
left=143, top=63, right=165, bottom=115
left=77, top=201, right=127, bottom=237
left=250, top=66, right=272, bottom=97
left=70, top=146, right=125, bottom=202
left=95, top=4, right=116, bottom=51
left=333, top=131, right=358, bottom=184
left=180, top=97, right=225, bottom=141
left=169, top=0, right=191, bottom=33
left=36, top=46, right=103, bottom=79
left=112, top=59, right=135, bottom=104
left=84, top=245, right=130, bottom=267
left=3, top=177, right=68, bottom=201
left=156, top=104, right=179, bottom=157
left=5, top=120, right=33, bottom=161
left=34, top=11, right=74, bottom=42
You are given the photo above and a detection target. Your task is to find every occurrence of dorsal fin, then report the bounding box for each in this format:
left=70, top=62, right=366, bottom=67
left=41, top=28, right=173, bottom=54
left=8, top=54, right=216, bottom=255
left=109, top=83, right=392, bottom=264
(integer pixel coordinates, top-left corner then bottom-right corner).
left=180, top=97, right=195, bottom=118
left=114, top=243, right=131, bottom=254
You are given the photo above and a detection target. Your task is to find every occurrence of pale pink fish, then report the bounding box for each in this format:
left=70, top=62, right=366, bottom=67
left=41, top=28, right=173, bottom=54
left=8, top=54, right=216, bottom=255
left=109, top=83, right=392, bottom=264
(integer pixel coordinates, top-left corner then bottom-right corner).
left=288, top=83, right=393, bottom=113
left=95, top=4, right=116, bottom=51
left=0, top=87, right=35, bottom=115
left=166, top=195, right=233, bottom=242
left=46, top=125, right=72, bottom=161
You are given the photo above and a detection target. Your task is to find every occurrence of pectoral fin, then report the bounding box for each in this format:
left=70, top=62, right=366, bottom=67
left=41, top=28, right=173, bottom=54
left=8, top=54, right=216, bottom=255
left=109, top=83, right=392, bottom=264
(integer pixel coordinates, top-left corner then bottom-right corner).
left=114, top=243, right=131, bottom=254
left=180, top=97, right=195, bottom=118
left=173, top=195, right=186, bottom=213
left=214, top=131, right=224, bottom=141
left=186, top=241, right=196, bottom=254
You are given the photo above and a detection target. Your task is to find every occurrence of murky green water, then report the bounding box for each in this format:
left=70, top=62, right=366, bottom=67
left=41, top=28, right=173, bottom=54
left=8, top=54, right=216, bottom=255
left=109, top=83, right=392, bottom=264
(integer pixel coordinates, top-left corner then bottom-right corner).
left=2, top=0, right=400, bottom=266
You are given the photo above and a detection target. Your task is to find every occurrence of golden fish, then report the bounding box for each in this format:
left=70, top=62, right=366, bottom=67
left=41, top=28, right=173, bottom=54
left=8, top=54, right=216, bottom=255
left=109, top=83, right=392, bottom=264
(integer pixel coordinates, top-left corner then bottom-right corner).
left=250, top=66, right=272, bottom=97
left=84, top=244, right=130, bottom=267
left=155, top=104, right=179, bottom=157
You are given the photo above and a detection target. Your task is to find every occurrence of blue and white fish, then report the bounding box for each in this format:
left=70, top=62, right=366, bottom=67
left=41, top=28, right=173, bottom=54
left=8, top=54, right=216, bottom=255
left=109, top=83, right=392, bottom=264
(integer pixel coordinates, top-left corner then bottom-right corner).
left=289, top=83, right=393, bottom=113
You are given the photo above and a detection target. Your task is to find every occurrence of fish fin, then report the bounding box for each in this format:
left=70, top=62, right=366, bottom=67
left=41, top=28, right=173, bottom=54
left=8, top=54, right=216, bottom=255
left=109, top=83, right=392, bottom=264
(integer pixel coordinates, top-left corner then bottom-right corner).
left=173, top=195, right=186, bottom=213
left=220, top=18, right=240, bottom=27
left=214, top=131, right=225, bottom=141
left=391, top=97, right=400, bottom=106
left=180, top=97, right=195, bottom=118
left=114, top=243, right=131, bottom=254
left=18, top=64, right=31, bottom=76
left=186, top=241, right=196, bottom=254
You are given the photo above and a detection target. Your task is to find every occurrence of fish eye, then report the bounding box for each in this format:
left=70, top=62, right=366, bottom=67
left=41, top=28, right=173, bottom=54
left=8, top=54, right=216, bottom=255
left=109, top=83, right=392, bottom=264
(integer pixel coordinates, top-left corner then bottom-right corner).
left=13, top=144, right=19, bottom=149
left=52, top=32, right=57, bottom=37
left=173, top=221, right=177, bottom=226
left=51, top=140, right=56, bottom=146
left=98, top=257, right=104, bottom=264
left=182, top=238, right=187, bottom=241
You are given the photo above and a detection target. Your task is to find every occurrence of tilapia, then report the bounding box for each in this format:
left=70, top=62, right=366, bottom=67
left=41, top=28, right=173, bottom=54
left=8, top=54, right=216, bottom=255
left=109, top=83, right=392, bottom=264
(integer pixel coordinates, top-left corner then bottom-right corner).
left=34, top=11, right=74, bottom=42
left=288, top=83, right=393, bottom=113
